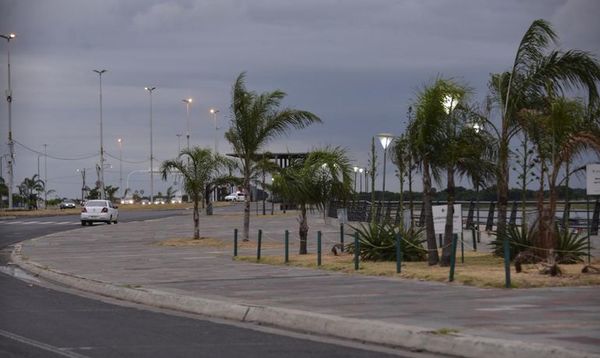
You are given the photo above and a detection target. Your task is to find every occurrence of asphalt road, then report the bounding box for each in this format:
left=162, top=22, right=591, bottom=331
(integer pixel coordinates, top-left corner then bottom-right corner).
left=0, top=209, right=418, bottom=358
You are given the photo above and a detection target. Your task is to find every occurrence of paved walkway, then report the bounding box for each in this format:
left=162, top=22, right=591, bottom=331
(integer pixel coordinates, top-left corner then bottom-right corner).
left=12, top=206, right=600, bottom=358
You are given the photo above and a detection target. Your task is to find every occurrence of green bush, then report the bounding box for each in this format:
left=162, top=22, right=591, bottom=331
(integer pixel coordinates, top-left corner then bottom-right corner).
left=555, top=229, right=589, bottom=264
left=346, top=222, right=427, bottom=262
left=489, top=225, right=533, bottom=259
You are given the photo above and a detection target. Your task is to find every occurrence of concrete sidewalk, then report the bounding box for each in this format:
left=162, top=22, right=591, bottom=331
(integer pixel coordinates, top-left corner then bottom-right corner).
left=10, top=207, right=600, bottom=358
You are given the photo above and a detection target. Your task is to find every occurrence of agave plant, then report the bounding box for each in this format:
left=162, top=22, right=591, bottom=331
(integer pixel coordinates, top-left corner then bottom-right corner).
left=555, top=229, right=589, bottom=264
left=346, top=222, right=426, bottom=262
left=489, top=225, right=534, bottom=259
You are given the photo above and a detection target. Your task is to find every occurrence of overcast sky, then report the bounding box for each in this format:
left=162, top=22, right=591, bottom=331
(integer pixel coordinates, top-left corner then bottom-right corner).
left=1, top=0, right=599, bottom=200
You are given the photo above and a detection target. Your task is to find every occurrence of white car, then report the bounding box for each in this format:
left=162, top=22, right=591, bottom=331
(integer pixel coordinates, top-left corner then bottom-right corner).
left=153, top=198, right=166, bottom=205
left=171, top=196, right=183, bottom=204
left=81, top=200, right=118, bottom=226
left=225, top=192, right=246, bottom=202
left=120, top=197, right=134, bottom=205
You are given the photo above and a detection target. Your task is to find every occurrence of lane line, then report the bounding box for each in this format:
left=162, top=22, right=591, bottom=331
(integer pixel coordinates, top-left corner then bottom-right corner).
left=0, top=329, right=91, bottom=358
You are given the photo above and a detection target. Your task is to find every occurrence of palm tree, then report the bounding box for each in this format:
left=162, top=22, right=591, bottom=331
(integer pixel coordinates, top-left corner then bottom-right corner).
left=492, top=19, right=600, bottom=240
left=407, top=78, right=460, bottom=265
left=272, top=147, right=353, bottom=254
left=390, top=134, right=410, bottom=218
left=438, top=103, right=497, bottom=266
left=225, top=72, right=321, bottom=241
left=18, top=175, right=45, bottom=210
left=160, top=147, right=235, bottom=239
left=164, top=186, right=177, bottom=203
left=105, top=185, right=119, bottom=202
left=526, top=98, right=600, bottom=253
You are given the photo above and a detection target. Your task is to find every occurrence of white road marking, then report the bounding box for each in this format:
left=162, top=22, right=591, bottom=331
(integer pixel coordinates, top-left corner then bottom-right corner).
left=0, top=329, right=91, bottom=358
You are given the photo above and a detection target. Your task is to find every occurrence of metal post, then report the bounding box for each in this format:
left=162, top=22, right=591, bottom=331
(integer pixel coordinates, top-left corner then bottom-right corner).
left=472, top=227, right=477, bottom=251
left=93, top=69, right=107, bottom=199
left=234, top=228, right=238, bottom=257
left=317, top=231, right=322, bottom=266
left=460, top=232, right=464, bottom=263
left=503, top=233, right=511, bottom=288
left=449, top=233, right=458, bottom=282
left=340, top=223, right=344, bottom=252
left=145, top=87, right=156, bottom=203
left=257, top=229, right=262, bottom=261
left=354, top=232, right=359, bottom=270
left=284, top=230, right=289, bottom=263
left=118, top=138, right=123, bottom=197
left=587, top=197, right=591, bottom=264
left=396, top=233, right=402, bottom=273
left=43, top=144, right=47, bottom=207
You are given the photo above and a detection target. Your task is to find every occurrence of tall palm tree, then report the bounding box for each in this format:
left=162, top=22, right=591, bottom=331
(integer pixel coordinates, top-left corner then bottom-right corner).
left=18, top=174, right=45, bottom=210
left=492, top=19, right=600, bottom=240
left=439, top=104, right=497, bottom=266
left=160, top=147, right=234, bottom=239
left=225, top=72, right=321, bottom=241
left=408, top=78, right=460, bottom=265
left=526, top=98, right=600, bottom=253
left=272, top=147, right=353, bottom=254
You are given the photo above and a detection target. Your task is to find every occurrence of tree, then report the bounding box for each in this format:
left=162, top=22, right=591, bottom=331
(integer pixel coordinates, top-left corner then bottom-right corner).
left=164, top=186, right=177, bottom=203
left=0, top=177, right=7, bottom=208
left=272, top=147, right=353, bottom=254
left=407, top=78, right=457, bottom=265
left=105, top=185, right=119, bottom=202
left=18, top=175, right=45, bottom=210
left=160, top=147, right=234, bottom=239
left=491, top=19, right=600, bottom=241
left=225, top=72, right=321, bottom=241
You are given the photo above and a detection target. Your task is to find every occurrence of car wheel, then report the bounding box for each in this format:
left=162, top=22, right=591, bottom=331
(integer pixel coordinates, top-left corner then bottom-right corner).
left=107, top=217, right=112, bottom=225
left=81, top=220, right=85, bottom=226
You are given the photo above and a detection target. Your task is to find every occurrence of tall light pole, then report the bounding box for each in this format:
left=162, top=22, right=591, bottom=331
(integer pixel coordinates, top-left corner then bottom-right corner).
left=353, top=166, right=358, bottom=192
left=210, top=108, right=220, bottom=153
left=43, top=144, right=48, bottom=207
left=359, top=168, right=364, bottom=193
left=93, top=69, right=107, bottom=199
left=76, top=168, right=87, bottom=203
left=182, top=98, right=192, bottom=150
left=377, top=133, right=394, bottom=202
left=176, top=133, right=182, bottom=154
left=117, top=138, right=123, bottom=197
left=145, top=86, right=157, bottom=203
left=2, top=32, right=16, bottom=209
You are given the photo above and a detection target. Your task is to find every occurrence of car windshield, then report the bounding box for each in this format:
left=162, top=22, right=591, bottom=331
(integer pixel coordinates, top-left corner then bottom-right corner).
left=86, top=200, right=107, bottom=207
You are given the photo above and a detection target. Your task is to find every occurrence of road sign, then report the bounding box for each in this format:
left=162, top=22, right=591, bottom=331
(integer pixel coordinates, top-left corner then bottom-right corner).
left=587, top=164, right=600, bottom=196
left=432, top=204, right=462, bottom=235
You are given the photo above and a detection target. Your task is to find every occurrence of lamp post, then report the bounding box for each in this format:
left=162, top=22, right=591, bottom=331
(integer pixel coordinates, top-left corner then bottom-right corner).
left=76, top=168, right=87, bottom=203
left=145, top=86, right=157, bottom=203
left=2, top=33, right=16, bottom=208
left=210, top=108, right=220, bottom=153
left=93, top=69, right=107, bottom=199
left=176, top=134, right=182, bottom=154
left=377, top=133, right=394, bottom=202
left=353, top=166, right=358, bottom=192
left=117, top=138, right=123, bottom=197
left=182, top=98, right=192, bottom=150
left=43, top=144, right=47, bottom=207
left=359, top=168, right=364, bottom=193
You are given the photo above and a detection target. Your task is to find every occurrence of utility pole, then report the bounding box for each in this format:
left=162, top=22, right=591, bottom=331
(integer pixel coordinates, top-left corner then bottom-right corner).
left=93, top=69, right=107, bottom=199
left=43, top=144, right=47, bottom=207
left=2, top=33, right=16, bottom=209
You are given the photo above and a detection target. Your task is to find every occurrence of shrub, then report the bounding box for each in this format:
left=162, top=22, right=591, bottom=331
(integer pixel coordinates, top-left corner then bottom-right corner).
left=555, top=229, right=589, bottom=264
left=346, top=222, right=427, bottom=262
left=489, top=225, right=533, bottom=259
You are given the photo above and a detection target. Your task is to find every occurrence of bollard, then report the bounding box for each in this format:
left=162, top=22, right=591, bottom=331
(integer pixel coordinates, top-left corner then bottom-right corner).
left=317, top=231, right=322, bottom=266
left=284, top=230, right=289, bottom=263
left=503, top=235, right=511, bottom=288
left=438, top=234, right=443, bottom=247
left=449, top=233, right=458, bottom=282
left=396, top=233, right=402, bottom=273
left=461, top=233, right=464, bottom=264
left=354, top=232, right=360, bottom=270
left=471, top=227, right=477, bottom=251
left=257, top=229, right=262, bottom=261
left=234, top=228, right=238, bottom=257
left=340, top=223, right=345, bottom=253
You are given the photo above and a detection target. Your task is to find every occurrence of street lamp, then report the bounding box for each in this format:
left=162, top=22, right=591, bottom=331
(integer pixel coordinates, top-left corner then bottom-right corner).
left=359, top=168, right=364, bottom=193
left=43, top=144, right=48, bottom=207
left=182, top=98, right=192, bottom=150
left=210, top=108, right=220, bottom=153
left=145, top=86, right=157, bottom=203
left=76, top=168, right=88, bottom=203
left=353, top=166, right=358, bottom=192
left=117, top=138, right=123, bottom=197
left=377, top=133, right=394, bottom=202
left=2, top=32, right=16, bottom=208
left=93, top=69, right=107, bottom=199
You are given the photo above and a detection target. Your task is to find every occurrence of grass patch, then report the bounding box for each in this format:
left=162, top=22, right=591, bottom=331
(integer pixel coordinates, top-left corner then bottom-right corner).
left=156, top=237, right=283, bottom=250
left=430, top=328, right=460, bottom=335
left=234, top=251, right=600, bottom=289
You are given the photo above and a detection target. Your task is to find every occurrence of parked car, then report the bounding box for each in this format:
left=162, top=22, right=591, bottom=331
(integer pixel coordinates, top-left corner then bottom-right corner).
left=225, top=192, right=246, bottom=202
left=153, top=198, right=166, bottom=205
left=59, top=200, right=77, bottom=209
left=170, top=196, right=183, bottom=204
left=80, top=199, right=118, bottom=226
left=120, top=196, right=134, bottom=205
left=140, top=199, right=151, bottom=205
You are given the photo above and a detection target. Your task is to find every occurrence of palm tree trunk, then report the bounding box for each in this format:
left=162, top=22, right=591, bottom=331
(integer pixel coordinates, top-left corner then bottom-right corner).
left=534, top=160, right=549, bottom=258
left=441, top=166, right=455, bottom=266
left=299, top=204, right=308, bottom=254
left=497, top=132, right=509, bottom=239
left=193, top=200, right=200, bottom=239
left=422, top=159, right=439, bottom=265
left=243, top=174, right=251, bottom=241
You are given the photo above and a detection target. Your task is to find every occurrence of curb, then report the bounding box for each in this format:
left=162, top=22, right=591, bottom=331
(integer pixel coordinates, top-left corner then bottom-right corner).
left=10, top=245, right=599, bottom=358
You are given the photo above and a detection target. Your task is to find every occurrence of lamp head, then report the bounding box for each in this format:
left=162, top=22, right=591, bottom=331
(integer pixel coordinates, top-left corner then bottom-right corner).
left=376, top=133, right=394, bottom=150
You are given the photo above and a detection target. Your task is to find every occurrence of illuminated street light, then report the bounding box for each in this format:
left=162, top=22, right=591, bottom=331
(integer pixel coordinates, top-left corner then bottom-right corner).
left=210, top=108, right=220, bottom=153
left=1, top=33, right=15, bottom=208
left=93, top=69, right=107, bottom=199
left=145, top=86, right=157, bottom=203
left=377, top=133, right=394, bottom=202
left=182, top=98, right=192, bottom=150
